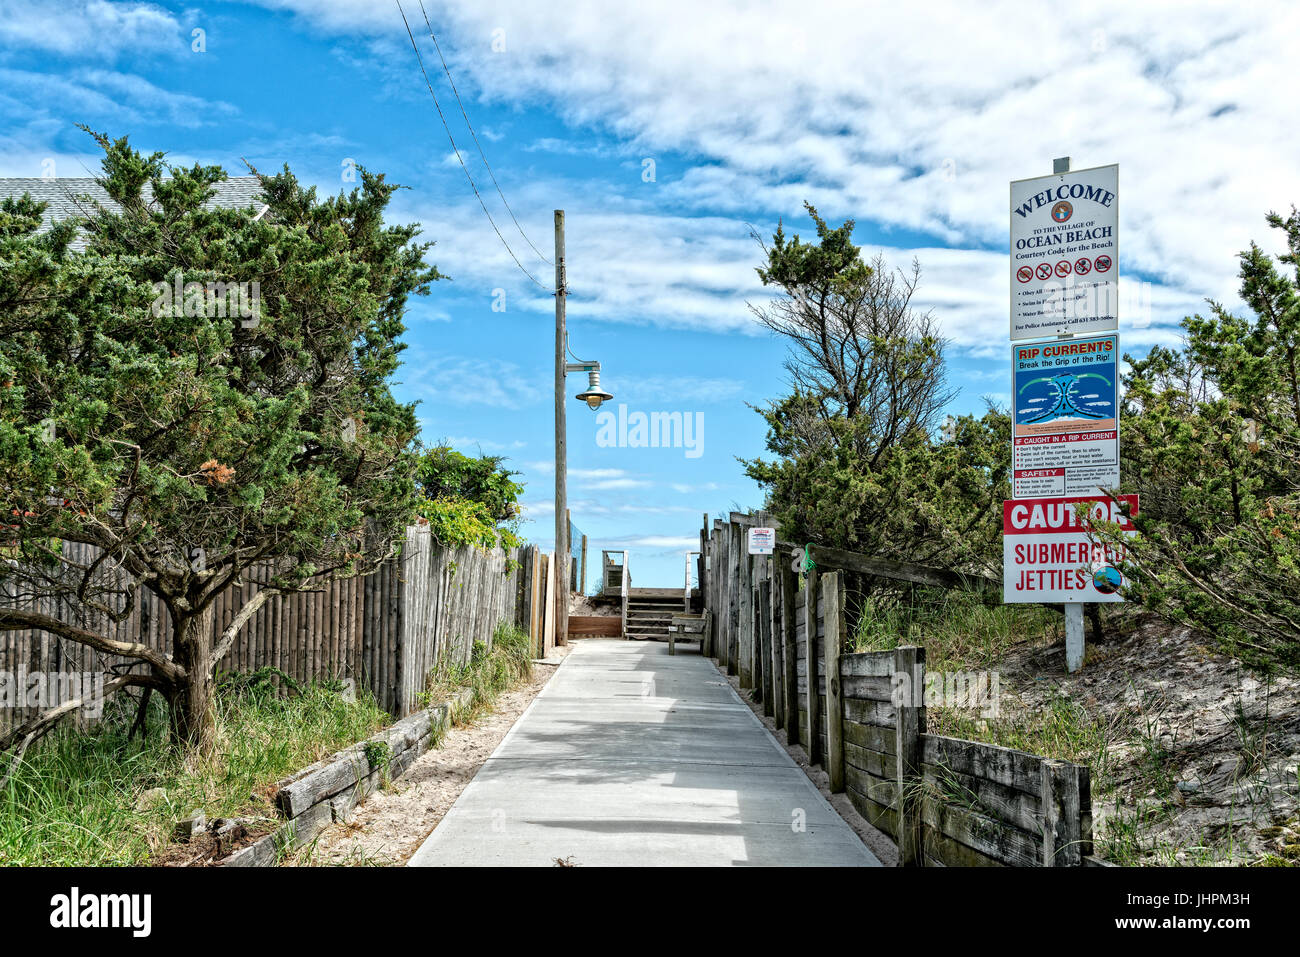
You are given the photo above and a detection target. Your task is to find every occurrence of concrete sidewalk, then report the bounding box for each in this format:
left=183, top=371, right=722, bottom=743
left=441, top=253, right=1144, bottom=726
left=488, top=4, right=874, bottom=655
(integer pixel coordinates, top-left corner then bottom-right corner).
left=408, top=639, right=880, bottom=867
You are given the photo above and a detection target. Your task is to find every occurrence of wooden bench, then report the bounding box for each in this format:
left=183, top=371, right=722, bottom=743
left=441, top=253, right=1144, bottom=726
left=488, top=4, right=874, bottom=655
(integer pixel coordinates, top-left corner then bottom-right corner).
left=668, top=610, right=710, bottom=656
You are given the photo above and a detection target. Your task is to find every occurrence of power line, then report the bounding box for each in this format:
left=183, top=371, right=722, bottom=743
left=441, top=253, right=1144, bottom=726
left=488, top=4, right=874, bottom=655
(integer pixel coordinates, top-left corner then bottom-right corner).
left=394, top=0, right=550, bottom=290
left=417, top=0, right=552, bottom=267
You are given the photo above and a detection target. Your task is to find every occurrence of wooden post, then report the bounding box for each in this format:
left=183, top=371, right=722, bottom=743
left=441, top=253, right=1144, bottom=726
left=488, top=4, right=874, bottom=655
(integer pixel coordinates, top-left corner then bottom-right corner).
left=712, top=523, right=724, bottom=660
left=768, top=559, right=783, bottom=729
left=1079, top=764, right=1094, bottom=859
left=528, top=545, right=542, bottom=658
left=893, top=644, right=925, bottom=866
left=619, top=550, right=629, bottom=639
left=780, top=559, right=799, bottom=746
left=699, top=514, right=708, bottom=611
left=743, top=538, right=754, bottom=686
left=758, top=579, right=774, bottom=713
left=705, top=529, right=714, bottom=658
left=822, top=571, right=845, bottom=792
left=1041, top=760, right=1083, bottom=866
left=726, top=521, right=740, bottom=676
left=1065, top=603, right=1084, bottom=673
left=579, top=533, right=588, bottom=597
left=804, top=565, right=820, bottom=763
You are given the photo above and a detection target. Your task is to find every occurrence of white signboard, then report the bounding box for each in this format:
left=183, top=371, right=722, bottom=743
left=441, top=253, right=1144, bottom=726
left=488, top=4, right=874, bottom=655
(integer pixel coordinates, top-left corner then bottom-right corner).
left=1010, top=164, right=1118, bottom=340
left=1012, top=334, right=1120, bottom=498
left=747, top=527, right=775, bottom=555
left=1002, top=495, right=1138, bottom=603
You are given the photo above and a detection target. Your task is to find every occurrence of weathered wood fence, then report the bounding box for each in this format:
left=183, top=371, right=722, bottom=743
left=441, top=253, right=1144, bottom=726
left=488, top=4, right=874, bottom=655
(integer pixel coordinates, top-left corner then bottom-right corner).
left=2, top=527, right=560, bottom=732
left=700, top=511, right=1105, bottom=867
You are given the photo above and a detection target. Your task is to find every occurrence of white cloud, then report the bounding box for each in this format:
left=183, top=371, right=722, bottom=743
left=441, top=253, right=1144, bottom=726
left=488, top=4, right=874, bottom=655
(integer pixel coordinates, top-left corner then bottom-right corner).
left=580, top=477, right=652, bottom=491
left=401, top=352, right=545, bottom=408
left=0, top=1, right=182, bottom=59
left=261, top=0, right=1299, bottom=346
left=615, top=375, right=744, bottom=404
left=628, top=536, right=701, bottom=549
left=670, top=481, right=720, bottom=494
left=0, top=67, right=237, bottom=130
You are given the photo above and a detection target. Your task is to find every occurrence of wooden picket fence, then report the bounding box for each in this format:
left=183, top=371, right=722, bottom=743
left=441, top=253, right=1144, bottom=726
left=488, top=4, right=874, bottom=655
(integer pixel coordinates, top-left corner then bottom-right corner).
left=700, top=511, right=1107, bottom=866
left=0, top=528, right=560, bottom=732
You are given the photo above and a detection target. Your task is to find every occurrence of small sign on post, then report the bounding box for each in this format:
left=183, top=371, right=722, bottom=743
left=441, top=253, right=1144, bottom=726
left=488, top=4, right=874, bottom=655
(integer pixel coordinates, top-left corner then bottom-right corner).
left=747, top=526, right=775, bottom=555
left=1012, top=333, right=1120, bottom=498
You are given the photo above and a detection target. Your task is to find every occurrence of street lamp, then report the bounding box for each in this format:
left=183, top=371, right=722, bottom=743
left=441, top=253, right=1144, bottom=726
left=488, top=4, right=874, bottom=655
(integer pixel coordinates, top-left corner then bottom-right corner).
left=571, top=361, right=613, bottom=411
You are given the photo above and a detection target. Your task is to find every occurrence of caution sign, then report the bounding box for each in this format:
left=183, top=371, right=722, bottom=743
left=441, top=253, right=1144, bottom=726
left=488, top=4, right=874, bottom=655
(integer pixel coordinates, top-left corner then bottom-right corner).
left=1003, top=495, right=1138, bottom=603
left=747, top=527, right=775, bottom=555
left=1010, top=164, right=1118, bottom=340
left=1012, top=333, right=1120, bottom=498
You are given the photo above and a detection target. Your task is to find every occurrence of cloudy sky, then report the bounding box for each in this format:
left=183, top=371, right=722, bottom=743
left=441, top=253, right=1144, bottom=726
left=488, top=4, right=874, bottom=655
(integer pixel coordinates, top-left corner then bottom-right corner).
left=2, top=0, right=1297, bottom=585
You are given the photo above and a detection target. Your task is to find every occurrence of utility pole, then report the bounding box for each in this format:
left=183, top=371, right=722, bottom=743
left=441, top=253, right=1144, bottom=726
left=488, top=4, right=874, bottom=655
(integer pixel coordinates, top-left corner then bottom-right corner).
left=554, top=209, right=569, bottom=647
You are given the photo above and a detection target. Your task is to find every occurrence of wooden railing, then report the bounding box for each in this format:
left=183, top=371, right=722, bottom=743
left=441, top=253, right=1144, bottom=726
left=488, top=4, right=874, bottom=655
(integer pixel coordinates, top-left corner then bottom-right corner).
left=620, top=550, right=630, bottom=638
left=700, top=511, right=1106, bottom=867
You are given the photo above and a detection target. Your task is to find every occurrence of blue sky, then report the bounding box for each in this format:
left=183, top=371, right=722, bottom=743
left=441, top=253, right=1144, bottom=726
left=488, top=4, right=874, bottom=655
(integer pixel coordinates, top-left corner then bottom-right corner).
left=2, top=1, right=1297, bottom=586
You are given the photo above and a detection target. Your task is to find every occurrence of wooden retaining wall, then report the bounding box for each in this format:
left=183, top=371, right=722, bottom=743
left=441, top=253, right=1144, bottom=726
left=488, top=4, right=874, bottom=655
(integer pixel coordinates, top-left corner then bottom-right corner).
left=223, top=685, right=475, bottom=866
left=701, top=512, right=1101, bottom=867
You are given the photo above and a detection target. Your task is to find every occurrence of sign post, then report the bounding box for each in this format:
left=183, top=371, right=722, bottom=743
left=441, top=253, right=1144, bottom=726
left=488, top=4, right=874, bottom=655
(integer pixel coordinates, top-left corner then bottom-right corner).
left=1005, top=157, right=1122, bottom=673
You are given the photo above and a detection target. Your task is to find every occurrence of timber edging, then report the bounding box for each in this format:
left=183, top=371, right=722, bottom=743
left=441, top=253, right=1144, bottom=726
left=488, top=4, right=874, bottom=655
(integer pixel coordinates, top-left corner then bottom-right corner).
left=221, top=686, right=476, bottom=866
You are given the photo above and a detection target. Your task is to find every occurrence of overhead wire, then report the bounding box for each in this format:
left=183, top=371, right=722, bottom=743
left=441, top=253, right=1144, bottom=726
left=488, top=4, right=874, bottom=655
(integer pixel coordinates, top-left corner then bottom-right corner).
left=417, top=0, right=553, bottom=267
left=394, top=0, right=552, bottom=291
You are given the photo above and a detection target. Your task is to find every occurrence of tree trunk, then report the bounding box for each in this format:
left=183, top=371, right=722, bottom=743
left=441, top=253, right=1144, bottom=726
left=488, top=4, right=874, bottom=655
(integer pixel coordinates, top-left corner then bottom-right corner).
left=168, top=603, right=217, bottom=758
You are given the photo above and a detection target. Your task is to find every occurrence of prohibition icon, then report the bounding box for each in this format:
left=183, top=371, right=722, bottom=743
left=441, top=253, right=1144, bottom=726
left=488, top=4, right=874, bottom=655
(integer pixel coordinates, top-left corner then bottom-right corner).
left=1017, top=265, right=1034, bottom=283
left=1036, top=263, right=1053, bottom=280
left=1094, top=254, right=1112, bottom=272
left=1074, top=257, right=1092, bottom=276
left=1054, top=260, right=1072, bottom=278
left=1017, top=371, right=1113, bottom=423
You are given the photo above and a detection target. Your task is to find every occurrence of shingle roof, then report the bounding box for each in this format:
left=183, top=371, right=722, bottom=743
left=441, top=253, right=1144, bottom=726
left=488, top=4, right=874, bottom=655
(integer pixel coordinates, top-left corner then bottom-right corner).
left=0, top=176, right=266, bottom=250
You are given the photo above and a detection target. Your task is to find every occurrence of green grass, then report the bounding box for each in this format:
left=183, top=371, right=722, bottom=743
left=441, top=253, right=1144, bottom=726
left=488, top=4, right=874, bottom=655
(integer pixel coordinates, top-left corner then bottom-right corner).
left=421, top=621, right=533, bottom=722
left=847, top=588, right=1057, bottom=673
left=2, top=620, right=538, bottom=867
left=0, top=670, right=389, bottom=866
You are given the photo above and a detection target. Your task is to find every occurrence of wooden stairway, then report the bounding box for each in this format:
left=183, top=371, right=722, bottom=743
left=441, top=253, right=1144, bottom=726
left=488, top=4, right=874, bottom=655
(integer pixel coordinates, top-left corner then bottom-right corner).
left=624, top=588, right=687, bottom=641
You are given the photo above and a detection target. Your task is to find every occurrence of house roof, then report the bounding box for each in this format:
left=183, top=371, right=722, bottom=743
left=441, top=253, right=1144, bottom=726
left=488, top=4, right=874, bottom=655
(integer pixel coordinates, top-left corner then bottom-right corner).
left=0, top=176, right=267, bottom=250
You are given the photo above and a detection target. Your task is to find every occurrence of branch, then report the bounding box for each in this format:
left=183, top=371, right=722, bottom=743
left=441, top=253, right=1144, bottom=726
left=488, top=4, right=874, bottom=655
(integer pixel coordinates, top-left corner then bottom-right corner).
left=0, top=608, right=184, bottom=682
left=0, top=672, right=156, bottom=788
left=212, top=586, right=279, bottom=662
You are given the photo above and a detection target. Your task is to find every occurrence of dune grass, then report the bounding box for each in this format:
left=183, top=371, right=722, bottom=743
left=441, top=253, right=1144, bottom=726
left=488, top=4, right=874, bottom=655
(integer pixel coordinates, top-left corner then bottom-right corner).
left=0, top=671, right=388, bottom=866
left=421, top=621, right=534, bottom=723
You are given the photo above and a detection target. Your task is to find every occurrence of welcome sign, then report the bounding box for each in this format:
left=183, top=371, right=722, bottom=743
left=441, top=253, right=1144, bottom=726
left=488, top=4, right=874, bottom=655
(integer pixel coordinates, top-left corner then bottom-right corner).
left=1010, top=164, right=1119, bottom=340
